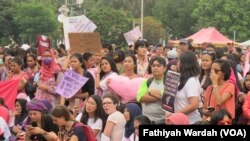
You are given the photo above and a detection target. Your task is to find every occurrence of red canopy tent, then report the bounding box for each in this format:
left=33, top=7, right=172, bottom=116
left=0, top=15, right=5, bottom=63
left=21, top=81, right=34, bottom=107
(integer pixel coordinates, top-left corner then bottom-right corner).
left=186, top=27, right=233, bottom=44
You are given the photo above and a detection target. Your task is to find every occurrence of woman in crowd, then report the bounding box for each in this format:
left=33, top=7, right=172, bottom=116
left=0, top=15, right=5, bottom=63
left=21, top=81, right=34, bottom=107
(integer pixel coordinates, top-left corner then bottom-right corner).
left=101, top=94, right=126, bottom=141
left=122, top=103, right=142, bottom=141
left=198, top=52, right=216, bottom=116
left=76, top=95, right=107, bottom=141
left=51, top=105, right=87, bottom=141
left=33, top=49, right=64, bottom=105
left=173, top=51, right=201, bottom=124
left=120, top=55, right=138, bottom=79
left=203, top=59, right=235, bottom=121
left=83, top=52, right=97, bottom=79
left=24, top=99, right=58, bottom=141
left=24, top=54, right=39, bottom=83
left=96, top=57, right=118, bottom=97
left=61, top=53, right=95, bottom=111
left=10, top=98, right=28, bottom=135
left=8, top=57, right=28, bottom=94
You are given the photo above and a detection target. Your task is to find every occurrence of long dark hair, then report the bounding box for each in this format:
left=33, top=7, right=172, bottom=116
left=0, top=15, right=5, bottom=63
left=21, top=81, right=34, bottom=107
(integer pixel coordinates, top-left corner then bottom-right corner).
left=199, top=53, right=216, bottom=90
left=80, top=95, right=107, bottom=132
left=14, top=99, right=28, bottom=125
left=100, top=56, right=119, bottom=79
left=178, top=51, right=200, bottom=90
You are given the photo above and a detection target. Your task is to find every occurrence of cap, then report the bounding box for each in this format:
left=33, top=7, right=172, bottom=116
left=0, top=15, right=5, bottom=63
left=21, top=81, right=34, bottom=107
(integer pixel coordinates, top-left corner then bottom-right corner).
left=167, top=50, right=177, bottom=59
left=179, top=39, right=188, bottom=44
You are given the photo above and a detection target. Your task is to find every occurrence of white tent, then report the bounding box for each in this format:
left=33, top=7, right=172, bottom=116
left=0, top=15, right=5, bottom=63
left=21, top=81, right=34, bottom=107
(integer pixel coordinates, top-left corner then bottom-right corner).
left=239, top=40, right=250, bottom=47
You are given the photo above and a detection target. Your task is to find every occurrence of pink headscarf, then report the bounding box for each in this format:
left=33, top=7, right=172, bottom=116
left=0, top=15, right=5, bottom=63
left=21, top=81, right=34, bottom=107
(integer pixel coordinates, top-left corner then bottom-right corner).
left=166, top=113, right=189, bottom=125
left=40, top=49, right=60, bottom=81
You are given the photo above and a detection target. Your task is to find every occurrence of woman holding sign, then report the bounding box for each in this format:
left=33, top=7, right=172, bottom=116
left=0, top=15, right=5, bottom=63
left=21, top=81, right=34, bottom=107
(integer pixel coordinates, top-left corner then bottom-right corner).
left=172, top=51, right=201, bottom=124
left=62, top=53, right=95, bottom=112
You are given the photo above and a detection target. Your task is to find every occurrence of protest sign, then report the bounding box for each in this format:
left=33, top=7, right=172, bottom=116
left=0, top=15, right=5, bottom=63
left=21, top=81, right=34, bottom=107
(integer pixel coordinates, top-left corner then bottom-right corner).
left=68, top=32, right=102, bottom=53
left=63, top=15, right=97, bottom=49
left=124, top=26, right=142, bottom=45
left=162, top=70, right=180, bottom=113
left=56, top=69, right=89, bottom=98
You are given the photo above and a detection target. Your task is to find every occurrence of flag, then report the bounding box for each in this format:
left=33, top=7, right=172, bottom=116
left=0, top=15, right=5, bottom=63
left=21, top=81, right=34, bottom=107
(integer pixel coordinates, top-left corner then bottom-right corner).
left=0, top=79, right=19, bottom=110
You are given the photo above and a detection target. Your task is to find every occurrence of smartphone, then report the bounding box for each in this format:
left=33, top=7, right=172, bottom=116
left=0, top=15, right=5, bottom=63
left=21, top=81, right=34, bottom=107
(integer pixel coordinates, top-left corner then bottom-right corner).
left=31, top=122, right=37, bottom=127
left=74, top=99, right=80, bottom=108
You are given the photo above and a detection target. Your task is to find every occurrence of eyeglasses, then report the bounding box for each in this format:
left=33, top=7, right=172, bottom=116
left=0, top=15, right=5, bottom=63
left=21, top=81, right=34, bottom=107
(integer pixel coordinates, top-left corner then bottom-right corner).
left=102, top=102, right=113, bottom=105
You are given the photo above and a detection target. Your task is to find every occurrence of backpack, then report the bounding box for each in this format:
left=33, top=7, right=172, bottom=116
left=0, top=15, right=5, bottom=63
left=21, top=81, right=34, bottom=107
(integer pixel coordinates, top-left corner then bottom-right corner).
left=73, top=122, right=96, bottom=141
left=146, top=77, right=154, bottom=87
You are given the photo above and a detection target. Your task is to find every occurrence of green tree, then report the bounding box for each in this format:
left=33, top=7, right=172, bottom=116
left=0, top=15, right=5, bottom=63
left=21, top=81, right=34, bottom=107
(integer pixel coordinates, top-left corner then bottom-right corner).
left=192, top=0, right=250, bottom=42
left=87, top=8, right=133, bottom=46
left=135, top=16, right=167, bottom=44
left=13, top=1, right=59, bottom=45
left=84, top=0, right=156, bottom=18
left=0, top=0, right=17, bottom=45
left=153, top=0, right=198, bottom=39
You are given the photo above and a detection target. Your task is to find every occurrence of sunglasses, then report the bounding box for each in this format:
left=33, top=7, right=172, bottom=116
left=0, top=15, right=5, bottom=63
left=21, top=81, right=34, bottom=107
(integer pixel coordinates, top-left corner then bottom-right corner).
left=202, top=50, right=214, bottom=54
left=218, top=120, right=232, bottom=125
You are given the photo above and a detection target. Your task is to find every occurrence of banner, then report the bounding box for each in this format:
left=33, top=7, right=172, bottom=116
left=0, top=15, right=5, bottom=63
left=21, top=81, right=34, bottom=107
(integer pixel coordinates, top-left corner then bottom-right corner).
left=68, top=32, right=102, bottom=54
left=0, top=79, right=19, bottom=110
left=63, top=15, right=97, bottom=49
left=162, top=70, right=180, bottom=113
left=124, top=26, right=142, bottom=45
left=56, top=70, right=89, bottom=98
left=140, top=125, right=250, bottom=140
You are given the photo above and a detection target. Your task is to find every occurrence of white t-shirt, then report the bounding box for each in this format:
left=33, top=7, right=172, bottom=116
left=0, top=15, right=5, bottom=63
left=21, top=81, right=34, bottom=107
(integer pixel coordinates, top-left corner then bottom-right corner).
left=107, top=111, right=126, bottom=141
left=75, top=113, right=103, bottom=141
left=174, top=77, right=202, bottom=124
left=0, top=117, right=11, bottom=141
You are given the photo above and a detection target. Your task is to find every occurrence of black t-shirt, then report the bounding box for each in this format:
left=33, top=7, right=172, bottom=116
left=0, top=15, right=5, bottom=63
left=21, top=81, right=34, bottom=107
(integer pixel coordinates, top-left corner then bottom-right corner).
left=81, top=71, right=95, bottom=96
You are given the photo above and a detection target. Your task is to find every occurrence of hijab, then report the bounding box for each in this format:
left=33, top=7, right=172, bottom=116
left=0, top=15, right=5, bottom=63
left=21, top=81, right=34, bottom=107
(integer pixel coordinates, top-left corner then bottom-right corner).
left=125, top=103, right=142, bottom=138
left=40, top=49, right=60, bottom=81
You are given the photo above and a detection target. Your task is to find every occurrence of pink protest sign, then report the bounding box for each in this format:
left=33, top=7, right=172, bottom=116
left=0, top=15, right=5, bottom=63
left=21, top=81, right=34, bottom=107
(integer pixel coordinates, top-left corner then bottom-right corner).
left=56, top=69, right=89, bottom=98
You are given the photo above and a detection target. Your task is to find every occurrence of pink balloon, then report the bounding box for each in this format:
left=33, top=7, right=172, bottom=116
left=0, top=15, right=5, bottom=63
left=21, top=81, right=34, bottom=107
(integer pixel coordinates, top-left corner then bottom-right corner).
left=108, top=76, right=146, bottom=101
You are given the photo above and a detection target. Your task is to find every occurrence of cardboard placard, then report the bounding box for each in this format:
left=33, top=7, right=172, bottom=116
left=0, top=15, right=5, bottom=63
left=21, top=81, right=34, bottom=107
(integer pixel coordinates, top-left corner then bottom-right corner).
left=68, top=32, right=102, bottom=54
left=56, top=69, right=89, bottom=98
left=162, top=70, right=180, bottom=113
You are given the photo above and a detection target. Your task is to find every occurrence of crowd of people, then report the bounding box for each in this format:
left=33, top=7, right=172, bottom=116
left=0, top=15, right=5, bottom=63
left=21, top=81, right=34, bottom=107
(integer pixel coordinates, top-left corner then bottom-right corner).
left=0, top=38, right=250, bottom=141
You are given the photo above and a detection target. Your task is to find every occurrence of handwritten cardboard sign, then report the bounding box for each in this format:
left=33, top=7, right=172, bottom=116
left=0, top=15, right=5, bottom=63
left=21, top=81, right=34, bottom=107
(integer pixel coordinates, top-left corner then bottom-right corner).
left=56, top=69, right=89, bottom=98
left=68, top=32, right=102, bottom=54
left=162, top=70, right=180, bottom=113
